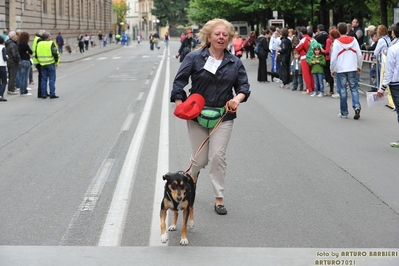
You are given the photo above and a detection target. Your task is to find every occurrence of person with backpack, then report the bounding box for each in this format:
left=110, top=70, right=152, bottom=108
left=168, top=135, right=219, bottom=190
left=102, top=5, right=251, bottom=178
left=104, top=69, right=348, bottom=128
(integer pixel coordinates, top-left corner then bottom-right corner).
left=295, top=26, right=314, bottom=94
left=256, top=30, right=270, bottom=82
left=175, top=30, right=197, bottom=62
left=309, top=46, right=326, bottom=97
left=330, top=22, right=363, bottom=120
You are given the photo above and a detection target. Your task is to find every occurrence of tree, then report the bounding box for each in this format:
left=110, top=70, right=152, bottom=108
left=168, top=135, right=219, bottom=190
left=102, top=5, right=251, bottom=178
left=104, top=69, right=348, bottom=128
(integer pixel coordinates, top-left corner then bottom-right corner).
left=152, top=0, right=190, bottom=26
left=113, top=0, right=129, bottom=34
left=183, top=0, right=396, bottom=30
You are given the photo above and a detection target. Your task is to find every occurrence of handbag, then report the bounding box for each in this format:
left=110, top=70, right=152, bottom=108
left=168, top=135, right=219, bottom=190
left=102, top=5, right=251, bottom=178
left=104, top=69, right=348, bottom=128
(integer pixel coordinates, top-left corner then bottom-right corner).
left=197, top=106, right=226, bottom=128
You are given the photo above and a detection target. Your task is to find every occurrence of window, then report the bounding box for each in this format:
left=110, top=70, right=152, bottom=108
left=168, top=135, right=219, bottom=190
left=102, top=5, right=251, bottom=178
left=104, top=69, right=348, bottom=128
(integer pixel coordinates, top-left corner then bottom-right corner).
left=59, top=0, right=63, bottom=16
left=81, top=0, right=83, bottom=19
left=43, top=0, right=47, bottom=13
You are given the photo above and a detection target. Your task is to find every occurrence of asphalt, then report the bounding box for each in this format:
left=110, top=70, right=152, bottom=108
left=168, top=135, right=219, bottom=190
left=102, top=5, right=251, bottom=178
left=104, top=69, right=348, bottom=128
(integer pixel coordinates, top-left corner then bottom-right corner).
left=58, top=42, right=124, bottom=63
left=2, top=43, right=394, bottom=266
left=1, top=246, right=398, bottom=266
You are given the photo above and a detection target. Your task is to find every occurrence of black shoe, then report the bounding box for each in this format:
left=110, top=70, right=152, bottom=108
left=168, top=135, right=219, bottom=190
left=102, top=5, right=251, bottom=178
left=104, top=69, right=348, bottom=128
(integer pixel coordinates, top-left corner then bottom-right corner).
left=292, top=88, right=297, bottom=91
left=354, top=109, right=361, bottom=120
left=214, top=204, right=227, bottom=215
left=50, top=95, right=59, bottom=99
left=0, top=98, right=7, bottom=102
left=41, top=96, right=47, bottom=99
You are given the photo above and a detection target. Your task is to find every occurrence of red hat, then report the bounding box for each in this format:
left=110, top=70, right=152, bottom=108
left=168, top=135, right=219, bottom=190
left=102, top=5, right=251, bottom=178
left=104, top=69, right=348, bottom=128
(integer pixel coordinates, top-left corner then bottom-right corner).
left=186, top=29, right=193, bottom=34
left=174, top=93, right=205, bottom=120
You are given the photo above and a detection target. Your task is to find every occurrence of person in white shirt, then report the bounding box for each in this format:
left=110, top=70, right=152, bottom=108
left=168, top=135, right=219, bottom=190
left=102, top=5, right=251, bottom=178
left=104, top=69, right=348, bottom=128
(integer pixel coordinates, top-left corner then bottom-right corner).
left=330, top=22, right=363, bottom=120
left=377, top=22, right=399, bottom=147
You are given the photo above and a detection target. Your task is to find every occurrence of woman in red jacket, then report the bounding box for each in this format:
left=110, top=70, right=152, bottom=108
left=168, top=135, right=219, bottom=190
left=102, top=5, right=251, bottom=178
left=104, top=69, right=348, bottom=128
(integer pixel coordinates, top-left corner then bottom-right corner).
left=295, top=26, right=314, bottom=93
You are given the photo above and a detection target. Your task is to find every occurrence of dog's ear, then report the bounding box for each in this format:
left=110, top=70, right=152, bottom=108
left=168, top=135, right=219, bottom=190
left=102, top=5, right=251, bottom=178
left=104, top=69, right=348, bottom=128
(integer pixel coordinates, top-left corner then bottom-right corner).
left=163, top=172, right=171, bottom=180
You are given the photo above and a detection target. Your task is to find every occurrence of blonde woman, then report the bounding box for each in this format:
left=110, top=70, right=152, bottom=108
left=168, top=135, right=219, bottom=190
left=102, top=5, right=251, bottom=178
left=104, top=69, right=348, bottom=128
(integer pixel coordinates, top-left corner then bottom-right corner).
left=171, top=19, right=251, bottom=215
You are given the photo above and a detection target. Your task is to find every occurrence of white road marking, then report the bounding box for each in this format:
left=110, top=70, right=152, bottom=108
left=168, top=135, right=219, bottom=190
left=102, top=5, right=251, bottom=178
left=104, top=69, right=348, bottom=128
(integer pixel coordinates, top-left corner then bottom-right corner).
left=137, top=91, right=145, bottom=101
left=149, top=46, right=170, bottom=246
left=60, top=158, right=115, bottom=245
left=121, top=113, right=135, bottom=132
left=98, top=48, right=166, bottom=246
left=79, top=159, right=115, bottom=211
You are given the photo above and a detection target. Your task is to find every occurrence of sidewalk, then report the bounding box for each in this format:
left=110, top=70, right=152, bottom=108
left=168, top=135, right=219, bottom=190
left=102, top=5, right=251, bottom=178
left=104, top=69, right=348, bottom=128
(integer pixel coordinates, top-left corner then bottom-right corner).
left=59, top=43, right=123, bottom=63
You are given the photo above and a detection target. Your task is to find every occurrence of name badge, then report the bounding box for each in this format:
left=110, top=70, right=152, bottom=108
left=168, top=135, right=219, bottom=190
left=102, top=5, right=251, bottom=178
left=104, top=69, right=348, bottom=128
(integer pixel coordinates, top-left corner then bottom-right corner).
left=204, top=56, right=221, bottom=75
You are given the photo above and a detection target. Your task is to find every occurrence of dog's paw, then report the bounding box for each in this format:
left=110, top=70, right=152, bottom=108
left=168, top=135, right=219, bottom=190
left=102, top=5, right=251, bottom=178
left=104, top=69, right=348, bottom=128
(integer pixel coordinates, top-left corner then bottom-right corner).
left=188, top=220, right=194, bottom=229
left=168, top=224, right=177, bottom=231
left=161, top=233, right=168, bottom=243
left=180, top=238, right=189, bottom=246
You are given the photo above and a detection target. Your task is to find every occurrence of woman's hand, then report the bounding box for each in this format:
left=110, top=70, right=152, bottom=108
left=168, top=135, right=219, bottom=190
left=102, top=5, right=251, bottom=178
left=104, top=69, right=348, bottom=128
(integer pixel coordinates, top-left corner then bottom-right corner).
left=228, top=93, right=246, bottom=112
left=175, top=99, right=183, bottom=107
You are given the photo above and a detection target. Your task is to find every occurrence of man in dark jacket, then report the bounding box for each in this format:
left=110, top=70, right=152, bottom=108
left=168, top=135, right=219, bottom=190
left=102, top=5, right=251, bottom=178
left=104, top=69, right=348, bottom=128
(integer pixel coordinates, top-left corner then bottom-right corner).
left=175, top=30, right=197, bottom=62
left=256, top=30, right=270, bottom=82
left=5, top=30, right=20, bottom=95
left=315, top=24, right=328, bottom=49
left=278, top=28, right=292, bottom=88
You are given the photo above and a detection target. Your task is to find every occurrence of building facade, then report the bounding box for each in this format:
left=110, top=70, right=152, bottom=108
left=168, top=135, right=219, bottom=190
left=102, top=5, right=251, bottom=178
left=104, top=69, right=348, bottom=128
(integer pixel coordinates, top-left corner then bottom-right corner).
left=0, top=0, right=162, bottom=44
left=0, top=0, right=113, bottom=45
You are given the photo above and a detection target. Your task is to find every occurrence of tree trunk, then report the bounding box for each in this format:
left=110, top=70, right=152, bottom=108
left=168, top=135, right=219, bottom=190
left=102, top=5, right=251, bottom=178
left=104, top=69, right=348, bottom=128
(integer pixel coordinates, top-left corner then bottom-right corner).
left=380, top=0, right=388, bottom=26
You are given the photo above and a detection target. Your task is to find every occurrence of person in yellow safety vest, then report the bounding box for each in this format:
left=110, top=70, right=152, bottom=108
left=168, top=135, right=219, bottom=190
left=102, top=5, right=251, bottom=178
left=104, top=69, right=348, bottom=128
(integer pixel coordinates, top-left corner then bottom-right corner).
left=31, top=29, right=45, bottom=98
left=36, top=31, right=60, bottom=99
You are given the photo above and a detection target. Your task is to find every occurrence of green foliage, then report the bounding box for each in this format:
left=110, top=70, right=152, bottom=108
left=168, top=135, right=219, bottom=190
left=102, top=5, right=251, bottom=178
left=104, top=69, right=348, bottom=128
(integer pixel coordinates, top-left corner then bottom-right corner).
left=152, top=0, right=190, bottom=26
left=112, top=0, right=129, bottom=24
left=155, top=0, right=399, bottom=29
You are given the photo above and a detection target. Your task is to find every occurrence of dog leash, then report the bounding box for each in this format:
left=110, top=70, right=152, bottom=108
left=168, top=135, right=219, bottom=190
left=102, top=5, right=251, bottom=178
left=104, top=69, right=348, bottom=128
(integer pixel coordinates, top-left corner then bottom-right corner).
left=185, top=101, right=237, bottom=174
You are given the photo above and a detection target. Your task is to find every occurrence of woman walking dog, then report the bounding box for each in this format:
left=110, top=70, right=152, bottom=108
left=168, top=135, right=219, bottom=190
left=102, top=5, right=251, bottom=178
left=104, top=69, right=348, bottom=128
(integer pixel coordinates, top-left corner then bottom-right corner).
left=171, top=18, right=251, bottom=215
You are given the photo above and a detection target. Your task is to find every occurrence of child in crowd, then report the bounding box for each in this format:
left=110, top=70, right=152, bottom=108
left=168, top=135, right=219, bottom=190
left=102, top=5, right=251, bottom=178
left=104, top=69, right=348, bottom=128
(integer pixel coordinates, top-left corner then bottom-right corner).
left=309, top=46, right=326, bottom=97
left=290, top=51, right=303, bottom=91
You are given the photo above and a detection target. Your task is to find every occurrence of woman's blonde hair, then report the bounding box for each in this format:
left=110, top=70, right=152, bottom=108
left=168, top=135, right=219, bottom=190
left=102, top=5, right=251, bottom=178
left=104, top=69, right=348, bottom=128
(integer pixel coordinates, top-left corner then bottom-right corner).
left=198, top=18, right=235, bottom=49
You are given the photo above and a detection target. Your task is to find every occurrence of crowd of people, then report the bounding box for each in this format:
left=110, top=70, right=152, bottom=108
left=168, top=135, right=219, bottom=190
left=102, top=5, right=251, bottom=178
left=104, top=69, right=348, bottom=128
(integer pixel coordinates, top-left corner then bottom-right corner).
left=230, top=21, right=399, bottom=147
left=172, top=19, right=399, bottom=149
left=0, top=28, right=60, bottom=101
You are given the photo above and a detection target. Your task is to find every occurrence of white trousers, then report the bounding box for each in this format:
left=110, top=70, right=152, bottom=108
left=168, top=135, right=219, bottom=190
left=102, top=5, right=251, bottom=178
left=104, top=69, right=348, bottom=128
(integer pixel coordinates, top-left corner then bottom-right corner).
left=186, top=120, right=234, bottom=198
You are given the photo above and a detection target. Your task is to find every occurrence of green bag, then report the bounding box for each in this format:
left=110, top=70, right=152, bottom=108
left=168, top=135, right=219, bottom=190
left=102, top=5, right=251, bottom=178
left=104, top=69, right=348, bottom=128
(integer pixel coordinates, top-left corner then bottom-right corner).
left=197, top=106, right=225, bottom=128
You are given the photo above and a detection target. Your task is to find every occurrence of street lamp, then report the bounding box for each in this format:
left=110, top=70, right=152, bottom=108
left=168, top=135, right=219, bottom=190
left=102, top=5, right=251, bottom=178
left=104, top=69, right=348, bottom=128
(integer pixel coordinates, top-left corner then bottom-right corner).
left=153, top=19, right=160, bottom=33
left=119, top=22, right=124, bottom=35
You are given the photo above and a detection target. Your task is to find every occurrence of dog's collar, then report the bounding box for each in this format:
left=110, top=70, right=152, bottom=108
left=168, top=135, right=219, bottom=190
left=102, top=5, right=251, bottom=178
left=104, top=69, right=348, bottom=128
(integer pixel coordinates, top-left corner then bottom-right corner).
left=166, top=189, right=187, bottom=211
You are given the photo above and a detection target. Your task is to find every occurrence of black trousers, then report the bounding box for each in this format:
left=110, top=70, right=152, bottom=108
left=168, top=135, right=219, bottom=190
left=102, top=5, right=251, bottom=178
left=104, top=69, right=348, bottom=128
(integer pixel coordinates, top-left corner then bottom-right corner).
left=7, top=64, right=18, bottom=92
left=257, top=56, right=268, bottom=82
left=35, top=64, right=42, bottom=97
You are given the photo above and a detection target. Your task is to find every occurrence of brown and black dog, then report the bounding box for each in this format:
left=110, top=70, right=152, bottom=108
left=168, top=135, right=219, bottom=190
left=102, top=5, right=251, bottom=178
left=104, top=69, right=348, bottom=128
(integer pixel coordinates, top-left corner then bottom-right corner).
left=64, top=44, right=72, bottom=54
left=160, top=171, right=196, bottom=245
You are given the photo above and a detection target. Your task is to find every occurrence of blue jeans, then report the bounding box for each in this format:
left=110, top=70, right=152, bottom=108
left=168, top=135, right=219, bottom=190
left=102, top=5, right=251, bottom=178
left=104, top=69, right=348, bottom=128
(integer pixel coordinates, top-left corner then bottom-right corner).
left=313, top=73, right=324, bottom=93
left=40, top=64, right=56, bottom=97
left=18, top=60, right=31, bottom=94
left=390, top=84, right=399, bottom=124
left=336, top=71, right=361, bottom=116
left=271, top=50, right=279, bottom=73
left=15, top=66, right=21, bottom=89
left=292, top=71, right=303, bottom=90
left=0, top=66, right=7, bottom=97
